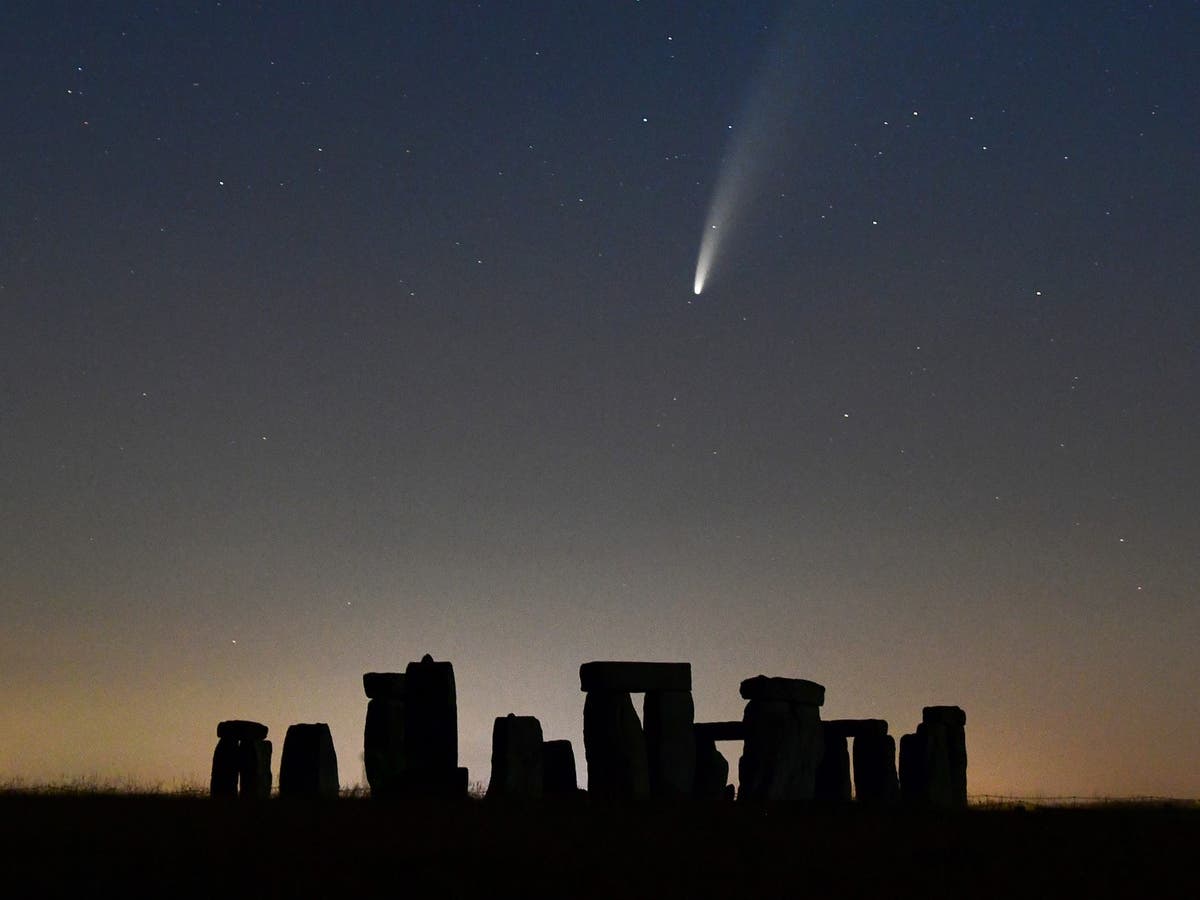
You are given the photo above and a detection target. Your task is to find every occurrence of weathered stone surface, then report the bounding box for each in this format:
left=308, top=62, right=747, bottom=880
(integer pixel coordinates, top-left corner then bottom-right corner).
left=692, top=733, right=730, bottom=799
left=487, top=714, right=544, bottom=800
left=217, top=720, right=268, bottom=742
left=694, top=721, right=745, bottom=742
left=542, top=740, right=578, bottom=796
left=579, top=661, right=691, bottom=693
left=922, top=706, right=966, bottom=728
left=237, top=738, right=272, bottom=799
left=814, top=729, right=851, bottom=802
left=404, top=654, right=458, bottom=773
left=362, top=672, right=406, bottom=700
left=853, top=732, right=899, bottom=804
left=737, top=699, right=824, bottom=802
left=643, top=690, right=696, bottom=797
left=279, top=723, right=339, bottom=798
left=822, top=719, right=888, bottom=739
left=363, top=697, right=405, bottom=798
left=583, top=690, right=649, bottom=800
left=738, top=676, right=825, bottom=706
left=210, top=736, right=239, bottom=797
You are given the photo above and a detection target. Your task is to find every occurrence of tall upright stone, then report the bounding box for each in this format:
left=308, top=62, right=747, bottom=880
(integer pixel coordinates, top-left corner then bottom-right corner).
left=210, top=737, right=240, bottom=797
left=237, top=738, right=273, bottom=799
left=542, top=739, right=578, bottom=796
left=925, top=706, right=968, bottom=808
left=737, top=676, right=825, bottom=803
left=400, top=654, right=467, bottom=796
left=692, top=732, right=730, bottom=799
left=900, top=706, right=967, bottom=809
left=813, top=727, right=851, bottom=802
left=643, top=690, right=696, bottom=797
left=279, top=723, right=339, bottom=798
left=852, top=732, right=899, bottom=804
left=583, top=690, right=649, bottom=801
left=487, top=714, right=544, bottom=800
left=363, top=672, right=406, bottom=798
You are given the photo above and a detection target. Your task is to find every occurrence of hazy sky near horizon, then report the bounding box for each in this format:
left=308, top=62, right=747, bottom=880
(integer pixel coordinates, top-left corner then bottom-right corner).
left=2, top=1, right=1197, bottom=798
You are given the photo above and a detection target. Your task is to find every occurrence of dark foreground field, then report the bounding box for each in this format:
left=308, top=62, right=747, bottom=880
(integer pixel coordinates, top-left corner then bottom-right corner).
left=0, top=793, right=1195, bottom=898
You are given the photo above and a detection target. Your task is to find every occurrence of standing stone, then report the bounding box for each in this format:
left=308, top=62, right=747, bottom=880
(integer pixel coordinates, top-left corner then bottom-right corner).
left=814, top=728, right=851, bottom=802
left=852, top=733, right=899, bottom=804
left=737, top=676, right=826, bottom=803
left=404, top=654, right=458, bottom=775
left=237, top=739, right=273, bottom=799
left=487, top=714, right=544, bottom=800
left=279, top=723, right=339, bottom=798
left=924, top=706, right=967, bottom=808
left=210, top=736, right=240, bottom=797
left=692, top=732, right=730, bottom=799
left=362, top=669, right=406, bottom=799
left=643, top=690, right=696, bottom=798
left=899, top=731, right=927, bottom=805
left=543, top=740, right=578, bottom=796
left=583, top=690, right=649, bottom=801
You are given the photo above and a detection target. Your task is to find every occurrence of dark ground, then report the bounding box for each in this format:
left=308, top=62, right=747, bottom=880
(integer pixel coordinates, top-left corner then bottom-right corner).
left=0, top=793, right=1195, bottom=898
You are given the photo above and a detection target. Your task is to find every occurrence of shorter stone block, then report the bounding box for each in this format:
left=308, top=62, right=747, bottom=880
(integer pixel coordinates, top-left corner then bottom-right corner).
left=217, top=720, right=269, bottom=742
left=279, top=723, right=339, bottom=798
left=237, top=739, right=272, bottom=799
left=694, top=721, right=745, bottom=742
left=644, top=690, right=696, bottom=797
left=210, top=736, right=240, bottom=797
left=543, top=740, right=578, bottom=795
left=487, top=714, right=544, bottom=800
left=853, top=733, right=898, bottom=804
left=822, top=719, right=888, bottom=739
left=583, top=690, right=649, bottom=800
left=922, top=706, right=966, bottom=727
left=579, top=661, right=691, bottom=693
left=363, top=672, right=406, bottom=700
left=739, top=676, right=825, bottom=706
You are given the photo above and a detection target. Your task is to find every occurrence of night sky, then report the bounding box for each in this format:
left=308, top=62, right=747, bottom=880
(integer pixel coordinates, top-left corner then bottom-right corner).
left=3, top=2, right=1197, bottom=798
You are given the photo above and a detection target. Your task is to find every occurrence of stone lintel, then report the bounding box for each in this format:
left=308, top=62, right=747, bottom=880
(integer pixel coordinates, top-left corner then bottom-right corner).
left=922, top=706, right=966, bottom=727
left=217, top=720, right=269, bottom=741
left=363, top=672, right=407, bottom=699
left=579, top=661, right=691, bottom=693
left=739, top=675, right=825, bottom=706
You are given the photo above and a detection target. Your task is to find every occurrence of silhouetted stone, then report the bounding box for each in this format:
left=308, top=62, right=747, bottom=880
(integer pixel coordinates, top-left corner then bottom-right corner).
left=853, top=732, right=899, bottom=804
left=363, top=697, right=405, bottom=798
left=579, top=661, right=691, bottom=693
left=210, top=736, right=240, bottom=797
left=739, top=676, right=825, bottom=706
left=362, top=672, right=406, bottom=700
left=404, top=654, right=458, bottom=775
left=583, top=690, right=649, bottom=801
left=822, top=718, right=888, bottom=740
left=279, top=723, right=339, bottom=798
left=217, top=720, right=269, bottom=742
left=487, top=714, right=544, bottom=800
left=924, top=706, right=968, bottom=807
left=543, top=739, right=578, bottom=796
left=738, top=699, right=824, bottom=802
left=694, top=721, right=745, bottom=742
left=899, top=731, right=926, bottom=805
left=900, top=722, right=956, bottom=809
left=814, top=728, right=851, bottom=802
left=237, top=739, right=272, bottom=799
left=643, top=690, right=696, bottom=797
left=693, top=732, right=730, bottom=799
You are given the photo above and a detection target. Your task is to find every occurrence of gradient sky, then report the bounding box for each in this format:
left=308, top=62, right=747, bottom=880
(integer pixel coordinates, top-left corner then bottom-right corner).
left=2, top=1, right=1197, bottom=798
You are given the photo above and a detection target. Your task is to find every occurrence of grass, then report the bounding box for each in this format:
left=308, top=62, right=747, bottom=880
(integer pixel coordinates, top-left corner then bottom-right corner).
left=0, top=788, right=1195, bottom=897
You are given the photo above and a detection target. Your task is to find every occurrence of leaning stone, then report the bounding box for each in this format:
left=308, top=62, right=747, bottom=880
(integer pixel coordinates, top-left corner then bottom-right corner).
left=237, top=739, right=272, bottom=799
left=813, top=729, right=851, bottom=802
left=364, top=697, right=406, bottom=798
left=643, top=690, right=696, bottom=797
left=279, top=723, right=339, bottom=798
left=579, top=661, right=691, bottom=693
left=543, top=740, right=578, bottom=796
left=487, top=714, right=544, bottom=800
left=210, top=736, right=240, bottom=797
left=737, top=700, right=824, bottom=802
left=583, top=690, right=649, bottom=801
left=852, top=732, right=898, bottom=804
left=217, top=720, right=269, bottom=742
left=922, top=706, right=966, bottom=728
left=693, top=733, right=730, bottom=799
left=694, top=721, right=745, bottom=742
left=738, top=676, right=825, bottom=706
left=362, top=672, right=406, bottom=700
left=822, top=719, right=888, bottom=739
left=404, top=654, right=458, bottom=773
